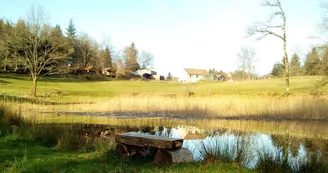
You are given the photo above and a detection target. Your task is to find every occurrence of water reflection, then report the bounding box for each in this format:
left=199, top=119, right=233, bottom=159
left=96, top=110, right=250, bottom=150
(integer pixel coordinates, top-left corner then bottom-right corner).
left=148, top=125, right=327, bottom=170
left=54, top=123, right=327, bottom=171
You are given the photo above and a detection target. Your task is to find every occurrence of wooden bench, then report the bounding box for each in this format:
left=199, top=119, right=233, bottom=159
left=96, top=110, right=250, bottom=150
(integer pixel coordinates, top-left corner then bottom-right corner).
left=115, top=132, right=193, bottom=165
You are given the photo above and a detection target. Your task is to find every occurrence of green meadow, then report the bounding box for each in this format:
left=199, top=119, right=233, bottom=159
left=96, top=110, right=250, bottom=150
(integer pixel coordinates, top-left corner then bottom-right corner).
left=0, top=74, right=325, bottom=99
left=1, top=73, right=328, bottom=172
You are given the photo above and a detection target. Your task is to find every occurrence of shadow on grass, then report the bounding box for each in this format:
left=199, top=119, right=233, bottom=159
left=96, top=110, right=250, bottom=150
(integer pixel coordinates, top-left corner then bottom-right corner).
left=0, top=95, right=94, bottom=105
left=0, top=134, right=253, bottom=173
left=0, top=73, right=109, bottom=83
left=0, top=73, right=29, bottom=81
left=38, top=76, right=96, bottom=83
left=0, top=134, right=159, bottom=173
left=0, top=79, right=11, bottom=85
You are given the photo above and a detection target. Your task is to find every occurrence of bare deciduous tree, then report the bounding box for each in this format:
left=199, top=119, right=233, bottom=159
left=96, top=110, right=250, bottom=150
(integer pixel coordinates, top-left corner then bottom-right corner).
left=317, top=2, right=328, bottom=88
left=75, top=33, right=99, bottom=68
left=138, top=51, right=154, bottom=69
left=237, top=47, right=257, bottom=80
left=247, top=0, right=289, bottom=93
left=13, top=6, right=71, bottom=96
left=113, top=50, right=125, bottom=78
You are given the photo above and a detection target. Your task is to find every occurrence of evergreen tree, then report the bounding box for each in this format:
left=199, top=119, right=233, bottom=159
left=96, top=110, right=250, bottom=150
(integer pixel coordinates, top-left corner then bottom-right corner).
left=290, top=53, right=301, bottom=76
left=271, top=62, right=284, bottom=77
left=304, top=47, right=321, bottom=75
left=166, top=72, right=172, bottom=81
left=55, top=24, right=63, bottom=36
left=65, top=19, right=77, bottom=66
left=321, top=47, right=328, bottom=75
left=65, top=19, right=77, bottom=38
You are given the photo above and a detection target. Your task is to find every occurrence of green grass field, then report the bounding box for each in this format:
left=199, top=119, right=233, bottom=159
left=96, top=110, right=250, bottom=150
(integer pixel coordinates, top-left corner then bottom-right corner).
left=0, top=74, right=326, bottom=101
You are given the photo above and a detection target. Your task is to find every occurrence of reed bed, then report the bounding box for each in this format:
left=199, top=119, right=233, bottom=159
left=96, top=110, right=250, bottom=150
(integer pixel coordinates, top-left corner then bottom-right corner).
left=2, top=94, right=328, bottom=139
left=6, top=94, right=328, bottom=120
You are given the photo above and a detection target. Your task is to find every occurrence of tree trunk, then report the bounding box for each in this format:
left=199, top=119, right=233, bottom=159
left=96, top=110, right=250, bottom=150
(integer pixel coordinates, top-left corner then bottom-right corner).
left=14, top=59, right=18, bottom=72
left=284, top=55, right=289, bottom=94
left=3, top=54, right=7, bottom=72
left=32, top=76, right=38, bottom=97
left=284, top=41, right=289, bottom=94
left=283, top=15, right=289, bottom=94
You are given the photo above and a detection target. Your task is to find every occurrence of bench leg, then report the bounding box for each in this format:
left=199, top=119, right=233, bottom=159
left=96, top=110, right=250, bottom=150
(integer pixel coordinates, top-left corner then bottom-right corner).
left=154, top=148, right=194, bottom=165
left=116, top=143, right=137, bottom=157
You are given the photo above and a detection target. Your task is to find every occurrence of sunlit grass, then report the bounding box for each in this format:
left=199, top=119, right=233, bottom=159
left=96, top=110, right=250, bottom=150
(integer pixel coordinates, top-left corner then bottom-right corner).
left=2, top=74, right=328, bottom=139
left=1, top=74, right=327, bottom=100
left=2, top=109, right=326, bottom=139
left=6, top=94, right=328, bottom=120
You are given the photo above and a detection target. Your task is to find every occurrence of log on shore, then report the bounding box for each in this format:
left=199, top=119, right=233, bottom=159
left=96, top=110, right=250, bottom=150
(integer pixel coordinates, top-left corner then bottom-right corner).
left=154, top=148, right=194, bottom=165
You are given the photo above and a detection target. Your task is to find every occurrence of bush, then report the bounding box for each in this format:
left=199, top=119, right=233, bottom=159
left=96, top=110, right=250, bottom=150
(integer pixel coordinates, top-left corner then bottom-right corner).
left=0, top=104, right=115, bottom=152
left=21, top=124, right=116, bottom=152
left=0, top=104, right=24, bottom=136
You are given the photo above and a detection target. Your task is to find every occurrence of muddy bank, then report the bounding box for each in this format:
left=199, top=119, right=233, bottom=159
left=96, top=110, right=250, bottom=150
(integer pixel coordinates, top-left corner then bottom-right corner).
left=41, top=111, right=328, bottom=122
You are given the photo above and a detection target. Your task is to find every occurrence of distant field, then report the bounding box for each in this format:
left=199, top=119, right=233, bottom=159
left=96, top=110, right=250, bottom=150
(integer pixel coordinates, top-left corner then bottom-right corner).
left=0, top=74, right=326, bottom=102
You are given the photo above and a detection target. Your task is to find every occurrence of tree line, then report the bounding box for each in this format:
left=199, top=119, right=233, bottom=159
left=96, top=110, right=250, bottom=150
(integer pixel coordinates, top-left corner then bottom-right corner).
left=0, top=6, right=154, bottom=96
left=271, top=47, right=328, bottom=78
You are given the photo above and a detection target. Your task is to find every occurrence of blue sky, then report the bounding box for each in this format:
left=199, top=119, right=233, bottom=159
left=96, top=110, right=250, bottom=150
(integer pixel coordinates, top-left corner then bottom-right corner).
left=0, top=0, right=324, bottom=76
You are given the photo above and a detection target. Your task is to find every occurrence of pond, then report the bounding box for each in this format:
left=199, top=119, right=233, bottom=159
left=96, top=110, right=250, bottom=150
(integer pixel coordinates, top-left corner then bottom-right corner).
left=72, top=123, right=328, bottom=171
left=155, top=126, right=328, bottom=169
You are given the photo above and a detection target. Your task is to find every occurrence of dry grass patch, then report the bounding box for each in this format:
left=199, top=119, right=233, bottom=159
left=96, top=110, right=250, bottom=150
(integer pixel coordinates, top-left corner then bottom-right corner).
left=22, top=95, right=327, bottom=120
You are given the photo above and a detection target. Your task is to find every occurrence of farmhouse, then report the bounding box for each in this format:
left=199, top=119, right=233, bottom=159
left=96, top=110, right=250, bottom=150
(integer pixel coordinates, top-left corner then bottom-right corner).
left=178, top=68, right=210, bottom=83
left=74, top=66, right=96, bottom=75
left=102, top=67, right=116, bottom=77
left=135, top=69, right=159, bottom=80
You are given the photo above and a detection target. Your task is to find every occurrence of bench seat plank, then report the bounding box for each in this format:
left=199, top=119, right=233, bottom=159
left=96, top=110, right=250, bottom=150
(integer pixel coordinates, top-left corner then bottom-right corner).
left=115, top=132, right=183, bottom=149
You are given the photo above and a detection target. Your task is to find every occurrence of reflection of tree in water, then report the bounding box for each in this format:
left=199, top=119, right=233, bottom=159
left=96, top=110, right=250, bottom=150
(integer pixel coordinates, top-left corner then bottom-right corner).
left=271, top=135, right=300, bottom=157
left=140, top=126, right=156, bottom=135
left=155, top=126, right=172, bottom=137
